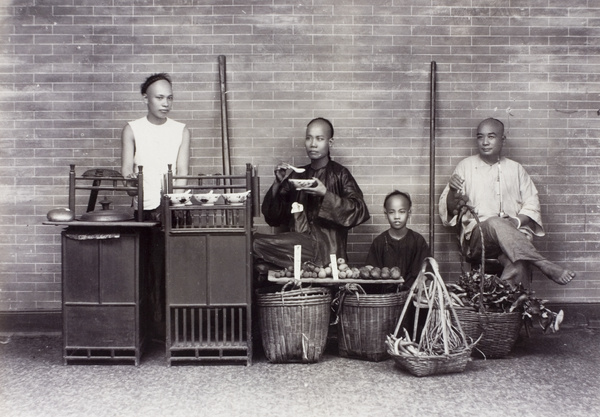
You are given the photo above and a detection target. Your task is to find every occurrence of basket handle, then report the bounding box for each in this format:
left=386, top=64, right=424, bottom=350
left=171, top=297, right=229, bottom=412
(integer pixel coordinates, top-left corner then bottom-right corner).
left=280, top=279, right=303, bottom=292
left=457, top=204, right=487, bottom=313
left=392, top=257, right=470, bottom=352
left=393, top=261, right=427, bottom=338
left=331, top=283, right=365, bottom=324
left=279, top=279, right=305, bottom=304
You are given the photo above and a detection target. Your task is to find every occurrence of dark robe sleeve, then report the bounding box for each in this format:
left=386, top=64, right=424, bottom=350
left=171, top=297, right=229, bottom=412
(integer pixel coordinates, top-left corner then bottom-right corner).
left=317, top=165, right=370, bottom=228
left=261, top=180, right=294, bottom=227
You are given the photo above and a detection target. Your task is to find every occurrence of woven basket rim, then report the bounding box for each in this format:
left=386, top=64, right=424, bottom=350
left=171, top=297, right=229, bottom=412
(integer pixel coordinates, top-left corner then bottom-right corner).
left=256, top=286, right=331, bottom=296
left=389, top=345, right=473, bottom=362
left=454, top=307, right=522, bottom=316
left=342, top=290, right=408, bottom=307
left=257, top=297, right=331, bottom=307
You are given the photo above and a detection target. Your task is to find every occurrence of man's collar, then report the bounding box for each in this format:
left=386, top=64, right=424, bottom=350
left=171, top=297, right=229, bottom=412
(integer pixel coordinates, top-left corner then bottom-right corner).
left=476, top=154, right=503, bottom=167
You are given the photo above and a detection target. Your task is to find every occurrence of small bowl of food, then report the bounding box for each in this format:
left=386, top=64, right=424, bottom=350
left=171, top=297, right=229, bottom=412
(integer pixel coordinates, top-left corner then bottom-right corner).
left=222, top=190, right=251, bottom=205
left=289, top=178, right=316, bottom=189
left=192, top=190, right=220, bottom=206
left=166, top=191, right=193, bottom=206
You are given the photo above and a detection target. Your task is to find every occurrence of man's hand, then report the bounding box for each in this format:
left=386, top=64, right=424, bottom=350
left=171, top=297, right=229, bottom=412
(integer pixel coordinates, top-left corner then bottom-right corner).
left=447, top=174, right=467, bottom=215
left=270, top=164, right=293, bottom=197
left=124, top=173, right=138, bottom=196
left=449, top=173, right=464, bottom=193
left=506, top=214, right=529, bottom=229
left=274, top=163, right=291, bottom=184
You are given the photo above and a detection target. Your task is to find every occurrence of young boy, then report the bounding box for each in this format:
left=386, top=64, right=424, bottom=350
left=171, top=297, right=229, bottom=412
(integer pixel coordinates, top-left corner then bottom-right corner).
left=365, top=190, right=430, bottom=288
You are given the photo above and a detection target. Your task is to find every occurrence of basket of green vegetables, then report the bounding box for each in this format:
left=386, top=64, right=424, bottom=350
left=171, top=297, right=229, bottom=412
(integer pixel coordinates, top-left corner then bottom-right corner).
left=447, top=204, right=557, bottom=359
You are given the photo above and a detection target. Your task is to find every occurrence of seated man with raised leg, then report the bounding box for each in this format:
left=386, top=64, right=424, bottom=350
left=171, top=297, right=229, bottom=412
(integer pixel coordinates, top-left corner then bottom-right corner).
left=439, top=118, right=575, bottom=331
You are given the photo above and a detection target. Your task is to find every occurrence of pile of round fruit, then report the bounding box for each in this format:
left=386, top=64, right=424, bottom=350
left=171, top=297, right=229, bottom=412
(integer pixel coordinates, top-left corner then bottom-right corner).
left=271, top=258, right=404, bottom=282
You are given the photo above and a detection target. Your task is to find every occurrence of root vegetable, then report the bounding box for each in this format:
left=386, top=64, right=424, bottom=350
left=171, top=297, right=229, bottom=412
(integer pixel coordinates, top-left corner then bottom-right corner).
left=450, top=292, right=465, bottom=306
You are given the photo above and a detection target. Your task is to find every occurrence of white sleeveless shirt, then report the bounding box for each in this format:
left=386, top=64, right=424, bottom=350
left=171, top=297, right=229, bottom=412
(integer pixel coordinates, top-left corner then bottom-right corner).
left=129, top=117, right=186, bottom=210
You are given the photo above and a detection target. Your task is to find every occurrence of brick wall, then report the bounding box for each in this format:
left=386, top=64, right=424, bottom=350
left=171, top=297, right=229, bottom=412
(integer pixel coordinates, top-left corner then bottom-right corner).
left=1, top=0, right=599, bottom=310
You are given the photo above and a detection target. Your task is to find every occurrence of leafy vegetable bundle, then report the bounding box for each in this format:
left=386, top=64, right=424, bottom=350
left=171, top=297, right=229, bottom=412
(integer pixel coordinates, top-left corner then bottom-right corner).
left=446, top=268, right=560, bottom=332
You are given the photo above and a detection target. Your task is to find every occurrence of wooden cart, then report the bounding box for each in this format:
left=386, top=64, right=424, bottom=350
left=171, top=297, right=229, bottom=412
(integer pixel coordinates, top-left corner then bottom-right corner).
left=162, top=163, right=257, bottom=365
left=45, top=165, right=157, bottom=366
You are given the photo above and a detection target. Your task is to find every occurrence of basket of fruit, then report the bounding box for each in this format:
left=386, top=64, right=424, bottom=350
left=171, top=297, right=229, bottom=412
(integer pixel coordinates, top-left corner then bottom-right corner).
left=268, top=258, right=405, bottom=284
left=334, top=283, right=408, bottom=362
left=256, top=282, right=332, bottom=363
left=386, top=258, right=477, bottom=377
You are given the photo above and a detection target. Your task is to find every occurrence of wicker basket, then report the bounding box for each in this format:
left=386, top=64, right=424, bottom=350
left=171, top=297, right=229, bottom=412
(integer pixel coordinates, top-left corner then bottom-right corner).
left=390, top=347, right=472, bottom=377
left=387, top=258, right=476, bottom=377
left=256, top=285, right=331, bottom=363
left=337, top=287, right=408, bottom=362
left=453, top=205, right=524, bottom=359
left=454, top=307, right=522, bottom=359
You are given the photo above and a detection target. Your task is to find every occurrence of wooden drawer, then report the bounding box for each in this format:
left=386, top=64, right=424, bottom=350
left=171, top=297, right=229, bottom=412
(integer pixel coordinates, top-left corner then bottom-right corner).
left=64, top=306, right=136, bottom=348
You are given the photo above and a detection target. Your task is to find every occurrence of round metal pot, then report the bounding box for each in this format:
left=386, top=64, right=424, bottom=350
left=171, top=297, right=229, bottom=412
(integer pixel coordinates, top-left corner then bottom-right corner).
left=79, top=197, right=134, bottom=222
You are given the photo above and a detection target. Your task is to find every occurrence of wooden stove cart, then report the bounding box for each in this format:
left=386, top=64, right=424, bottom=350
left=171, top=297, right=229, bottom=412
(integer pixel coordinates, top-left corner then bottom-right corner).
left=163, top=163, right=257, bottom=365
left=45, top=165, right=157, bottom=366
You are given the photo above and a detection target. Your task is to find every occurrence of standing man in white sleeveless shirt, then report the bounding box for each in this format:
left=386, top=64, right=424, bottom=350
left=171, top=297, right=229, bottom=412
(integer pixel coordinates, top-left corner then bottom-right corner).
left=121, top=73, right=191, bottom=220
left=120, top=73, right=190, bottom=339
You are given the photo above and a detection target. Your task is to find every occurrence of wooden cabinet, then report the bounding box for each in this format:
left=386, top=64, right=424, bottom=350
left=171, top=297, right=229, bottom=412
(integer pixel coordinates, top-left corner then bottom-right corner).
left=61, top=226, right=152, bottom=365
left=166, top=234, right=247, bottom=305
left=163, top=164, right=256, bottom=365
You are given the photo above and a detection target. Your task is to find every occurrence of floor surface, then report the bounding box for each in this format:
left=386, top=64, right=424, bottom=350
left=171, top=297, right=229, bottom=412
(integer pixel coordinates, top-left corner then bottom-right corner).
left=1, top=326, right=599, bottom=417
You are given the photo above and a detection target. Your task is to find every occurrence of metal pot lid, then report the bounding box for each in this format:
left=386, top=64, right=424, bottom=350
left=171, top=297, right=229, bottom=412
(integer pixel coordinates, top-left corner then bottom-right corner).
left=79, top=209, right=134, bottom=222
left=79, top=197, right=134, bottom=222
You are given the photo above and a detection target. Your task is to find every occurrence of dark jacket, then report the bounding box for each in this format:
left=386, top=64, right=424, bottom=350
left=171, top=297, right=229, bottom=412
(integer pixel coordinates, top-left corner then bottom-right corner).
left=365, top=229, right=431, bottom=288
left=262, top=160, right=370, bottom=265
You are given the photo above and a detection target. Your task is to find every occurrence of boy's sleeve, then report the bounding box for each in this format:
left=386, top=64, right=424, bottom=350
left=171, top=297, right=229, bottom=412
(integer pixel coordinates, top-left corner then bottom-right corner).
left=405, top=234, right=431, bottom=287
left=365, top=238, right=383, bottom=267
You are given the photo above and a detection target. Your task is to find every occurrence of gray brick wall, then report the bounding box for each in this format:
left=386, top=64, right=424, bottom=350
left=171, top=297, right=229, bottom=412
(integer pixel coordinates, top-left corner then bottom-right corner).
left=1, top=0, right=599, bottom=310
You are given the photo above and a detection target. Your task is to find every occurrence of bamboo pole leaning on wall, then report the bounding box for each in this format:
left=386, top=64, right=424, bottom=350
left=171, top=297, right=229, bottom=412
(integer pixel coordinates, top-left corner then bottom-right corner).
left=429, top=61, right=437, bottom=256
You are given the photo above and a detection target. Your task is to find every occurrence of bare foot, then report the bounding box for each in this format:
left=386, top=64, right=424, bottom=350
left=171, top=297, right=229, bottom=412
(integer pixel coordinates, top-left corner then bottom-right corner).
left=533, top=260, right=576, bottom=285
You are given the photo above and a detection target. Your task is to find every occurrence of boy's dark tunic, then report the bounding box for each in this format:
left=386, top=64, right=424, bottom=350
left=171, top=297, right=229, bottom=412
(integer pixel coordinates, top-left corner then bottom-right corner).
left=255, top=160, right=370, bottom=267
left=365, top=229, right=431, bottom=288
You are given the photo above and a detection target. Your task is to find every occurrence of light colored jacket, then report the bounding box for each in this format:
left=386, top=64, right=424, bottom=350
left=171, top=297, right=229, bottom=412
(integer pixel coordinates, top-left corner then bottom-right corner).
left=439, top=155, right=544, bottom=244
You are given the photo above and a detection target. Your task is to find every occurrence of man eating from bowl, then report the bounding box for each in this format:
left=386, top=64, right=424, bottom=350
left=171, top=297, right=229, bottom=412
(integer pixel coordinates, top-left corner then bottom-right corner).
left=253, top=117, right=370, bottom=271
